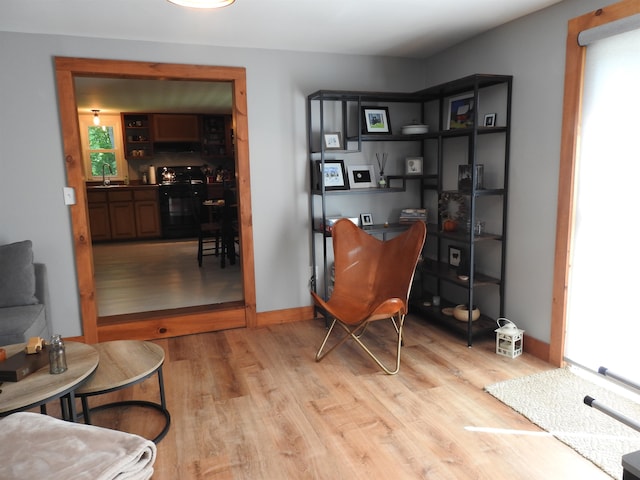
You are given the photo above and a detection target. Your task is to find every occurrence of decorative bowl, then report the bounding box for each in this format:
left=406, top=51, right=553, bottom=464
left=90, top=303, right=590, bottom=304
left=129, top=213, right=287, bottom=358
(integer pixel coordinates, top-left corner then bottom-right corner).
left=453, top=304, right=480, bottom=322
left=401, top=124, right=429, bottom=135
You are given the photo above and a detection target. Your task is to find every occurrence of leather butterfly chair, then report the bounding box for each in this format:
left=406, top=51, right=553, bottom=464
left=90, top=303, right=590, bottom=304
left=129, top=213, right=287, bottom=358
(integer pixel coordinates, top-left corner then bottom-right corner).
left=311, top=219, right=427, bottom=374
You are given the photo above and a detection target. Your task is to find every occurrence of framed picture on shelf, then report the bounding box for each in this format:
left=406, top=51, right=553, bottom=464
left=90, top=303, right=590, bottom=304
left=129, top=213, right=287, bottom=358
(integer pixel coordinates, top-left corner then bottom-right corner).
left=323, top=132, right=342, bottom=150
left=447, top=93, right=475, bottom=129
left=315, top=159, right=349, bottom=191
left=362, top=106, right=391, bottom=134
left=448, top=246, right=462, bottom=267
left=360, top=213, right=374, bottom=226
left=484, top=113, right=496, bottom=127
left=405, top=156, right=423, bottom=175
left=347, top=165, right=376, bottom=189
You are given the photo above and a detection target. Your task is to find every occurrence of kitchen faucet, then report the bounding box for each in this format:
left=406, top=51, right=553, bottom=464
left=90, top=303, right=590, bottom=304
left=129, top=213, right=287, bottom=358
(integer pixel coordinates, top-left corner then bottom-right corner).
left=102, top=163, right=114, bottom=186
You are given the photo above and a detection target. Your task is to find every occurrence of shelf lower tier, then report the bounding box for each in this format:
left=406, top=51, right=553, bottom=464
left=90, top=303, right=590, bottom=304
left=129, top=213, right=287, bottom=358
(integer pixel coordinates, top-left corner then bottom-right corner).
left=420, top=258, right=501, bottom=287
left=410, top=299, right=496, bottom=343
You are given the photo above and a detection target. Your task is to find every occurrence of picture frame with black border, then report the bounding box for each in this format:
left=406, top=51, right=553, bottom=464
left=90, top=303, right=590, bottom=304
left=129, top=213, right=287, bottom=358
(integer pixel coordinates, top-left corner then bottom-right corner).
left=360, top=213, right=374, bottom=226
left=315, top=159, right=349, bottom=191
left=448, top=245, right=462, bottom=267
left=447, top=93, right=474, bottom=130
left=323, top=132, right=342, bottom=150
left=484, top=113, right=496, bottom=127
left=405, top=156, right=423, bottom=175
left=347, top=165, right=376, bottom=189
left=362, top=106, right=391, bottom=134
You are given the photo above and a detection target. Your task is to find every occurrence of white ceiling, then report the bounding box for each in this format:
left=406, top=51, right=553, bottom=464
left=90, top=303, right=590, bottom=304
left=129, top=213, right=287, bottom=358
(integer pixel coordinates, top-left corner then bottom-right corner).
left=2, top=0, right=562, bottom=58
left=1, top=0, right=563, bottom=113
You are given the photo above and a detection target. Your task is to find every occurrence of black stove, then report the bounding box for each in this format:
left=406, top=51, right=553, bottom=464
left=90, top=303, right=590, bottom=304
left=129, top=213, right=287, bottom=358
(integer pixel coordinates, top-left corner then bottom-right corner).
left=157, top=166, right=206, bottom=238
left=157, top=165, right=206, bottom=185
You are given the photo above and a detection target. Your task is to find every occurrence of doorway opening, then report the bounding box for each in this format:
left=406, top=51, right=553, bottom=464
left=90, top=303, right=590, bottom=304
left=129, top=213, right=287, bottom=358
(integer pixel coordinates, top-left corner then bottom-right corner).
left=55, top=57, right=256, bottom=343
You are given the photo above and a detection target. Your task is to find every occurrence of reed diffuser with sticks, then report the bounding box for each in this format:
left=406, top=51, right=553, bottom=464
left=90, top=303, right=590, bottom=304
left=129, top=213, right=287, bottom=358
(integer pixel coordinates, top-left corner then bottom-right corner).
left=376, top=152, right=388, bottom=188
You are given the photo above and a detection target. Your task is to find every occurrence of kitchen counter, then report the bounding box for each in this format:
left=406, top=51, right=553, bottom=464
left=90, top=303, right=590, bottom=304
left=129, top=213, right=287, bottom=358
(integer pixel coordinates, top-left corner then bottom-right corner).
left=86, top=183, right=159, bottom=190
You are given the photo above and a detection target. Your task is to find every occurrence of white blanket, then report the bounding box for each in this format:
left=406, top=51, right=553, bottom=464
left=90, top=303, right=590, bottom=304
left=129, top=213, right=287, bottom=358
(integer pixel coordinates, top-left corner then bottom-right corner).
left=0, top=412, right=156, bottom=480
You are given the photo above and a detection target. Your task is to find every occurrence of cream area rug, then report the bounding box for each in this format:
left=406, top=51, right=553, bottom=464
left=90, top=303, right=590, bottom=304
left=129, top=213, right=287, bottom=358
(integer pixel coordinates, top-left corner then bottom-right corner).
left=485, top=366, right=640, bottom=479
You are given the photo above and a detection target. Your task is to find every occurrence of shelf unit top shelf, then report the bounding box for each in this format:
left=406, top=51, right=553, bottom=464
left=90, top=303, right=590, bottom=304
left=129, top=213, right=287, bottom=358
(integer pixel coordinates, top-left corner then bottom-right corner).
left=308, top=74, right=513, bottom=104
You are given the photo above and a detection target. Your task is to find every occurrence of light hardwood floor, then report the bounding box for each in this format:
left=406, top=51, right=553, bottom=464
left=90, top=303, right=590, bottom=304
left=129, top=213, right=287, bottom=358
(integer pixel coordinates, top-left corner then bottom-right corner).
left=41, top=317, right=611, bottom=479
left=93, top=239, right=242, bottom=317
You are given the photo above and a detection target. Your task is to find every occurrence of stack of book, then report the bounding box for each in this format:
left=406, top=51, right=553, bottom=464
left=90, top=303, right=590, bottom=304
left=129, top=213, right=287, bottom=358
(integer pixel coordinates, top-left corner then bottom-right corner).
left=0, top=347, right=49, bottom=382
left=399, top=208, right=427, bottom=224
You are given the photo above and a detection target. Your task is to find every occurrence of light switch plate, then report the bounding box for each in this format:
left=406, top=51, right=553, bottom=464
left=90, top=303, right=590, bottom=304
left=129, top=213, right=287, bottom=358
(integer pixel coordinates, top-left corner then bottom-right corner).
left=63, top=187, right=76, bottom=205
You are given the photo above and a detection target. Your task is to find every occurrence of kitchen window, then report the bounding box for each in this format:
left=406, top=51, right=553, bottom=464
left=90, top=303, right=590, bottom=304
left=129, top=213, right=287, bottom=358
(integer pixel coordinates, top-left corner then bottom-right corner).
left=79, top=113, right=125, bottom=181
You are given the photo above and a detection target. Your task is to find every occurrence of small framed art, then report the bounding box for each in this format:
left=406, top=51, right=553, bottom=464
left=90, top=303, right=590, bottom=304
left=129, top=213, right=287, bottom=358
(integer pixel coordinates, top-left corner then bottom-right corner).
left=484, top=113, right=496, bottom=127
left=405, top=157, right=423, bottom=175
left=360, top=213, right=374, bottom=227
left=448, top=246, right=462, bottom=267
left=447, top=93, right=475, bottom=129
left=323, top=132, right=342, bottom=150
left=315, top=160, right=349, bottom=191
left=362, top=106, right=391, bottom=134
left=347, top=165, right=376, bottom=189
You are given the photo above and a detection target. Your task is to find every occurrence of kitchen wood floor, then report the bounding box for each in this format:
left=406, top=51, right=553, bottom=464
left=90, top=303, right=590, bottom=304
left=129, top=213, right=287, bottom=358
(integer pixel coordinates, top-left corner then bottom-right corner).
left=45, top=318, right=610, bottom=479
left=93, top=239, right=242, bottom=317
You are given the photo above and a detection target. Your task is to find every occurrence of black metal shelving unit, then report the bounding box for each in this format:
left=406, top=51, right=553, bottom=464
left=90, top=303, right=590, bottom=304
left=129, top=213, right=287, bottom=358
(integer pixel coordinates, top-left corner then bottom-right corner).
left=307, top=75, right=512, bottom=345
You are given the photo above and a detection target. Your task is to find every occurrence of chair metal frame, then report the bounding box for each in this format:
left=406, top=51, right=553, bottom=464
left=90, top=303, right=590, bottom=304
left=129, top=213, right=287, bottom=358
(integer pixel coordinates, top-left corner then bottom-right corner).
left=312, top=219, right=426, bottom=374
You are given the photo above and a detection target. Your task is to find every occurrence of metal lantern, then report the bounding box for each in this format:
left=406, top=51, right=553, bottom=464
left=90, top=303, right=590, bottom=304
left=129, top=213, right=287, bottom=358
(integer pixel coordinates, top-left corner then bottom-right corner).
left=495, top=318, right=524, bottom=359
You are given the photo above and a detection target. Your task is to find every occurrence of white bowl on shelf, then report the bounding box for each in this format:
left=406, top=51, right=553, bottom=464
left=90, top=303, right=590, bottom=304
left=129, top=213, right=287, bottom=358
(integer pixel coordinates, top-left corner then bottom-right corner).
left=401, top=124, right=429, bottom=135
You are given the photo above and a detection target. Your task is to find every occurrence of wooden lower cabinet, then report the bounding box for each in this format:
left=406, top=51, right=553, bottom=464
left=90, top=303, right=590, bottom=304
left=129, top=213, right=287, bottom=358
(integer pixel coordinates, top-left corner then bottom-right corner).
left=109, top=201, right=136, bottom=239
left=88, top=186, right=160, bottom=241
left=134, top=189, right=161, bottom=238
left=88, top=202, right=111, bottom=241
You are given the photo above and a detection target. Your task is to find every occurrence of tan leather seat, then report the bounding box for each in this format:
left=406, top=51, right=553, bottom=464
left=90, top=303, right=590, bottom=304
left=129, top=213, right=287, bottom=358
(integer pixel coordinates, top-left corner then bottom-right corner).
left=311, top=219, right=426, bottom=374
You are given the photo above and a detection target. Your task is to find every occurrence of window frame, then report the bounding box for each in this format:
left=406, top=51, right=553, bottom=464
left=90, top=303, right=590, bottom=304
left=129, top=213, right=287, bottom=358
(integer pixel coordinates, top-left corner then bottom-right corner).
left=551, top=0, right=640, bottom=366
left=78, top=113, right=126, bottom=181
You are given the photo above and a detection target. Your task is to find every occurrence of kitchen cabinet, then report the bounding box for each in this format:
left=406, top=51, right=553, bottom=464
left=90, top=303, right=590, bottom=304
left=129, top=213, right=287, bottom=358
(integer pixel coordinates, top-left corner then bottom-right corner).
left=87, top=191, right=111, bottom=241
left=122, top=113, right=153, bottom=160
left=202, top=115, right=234, bottom=158
left=134, top=189, right=161, bottom=238
left=152, top=114, right=200, bottom=142
left=87, top=186, right=161, bottom=242
left=108, top=190, right=136, bottom=240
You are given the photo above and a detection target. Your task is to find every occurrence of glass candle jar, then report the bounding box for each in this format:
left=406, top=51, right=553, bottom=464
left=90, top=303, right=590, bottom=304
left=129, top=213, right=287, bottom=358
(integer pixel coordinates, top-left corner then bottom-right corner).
left=49, top=334, right=68, bottom=374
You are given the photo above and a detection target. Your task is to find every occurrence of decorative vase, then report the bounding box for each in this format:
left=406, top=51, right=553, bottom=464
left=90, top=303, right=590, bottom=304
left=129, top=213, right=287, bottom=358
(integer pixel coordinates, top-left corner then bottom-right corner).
left=378, top=175, right=386, bottom=188
left=443, top=219, right=457, bottom=232
left=453, top=304, right=480, bottom=322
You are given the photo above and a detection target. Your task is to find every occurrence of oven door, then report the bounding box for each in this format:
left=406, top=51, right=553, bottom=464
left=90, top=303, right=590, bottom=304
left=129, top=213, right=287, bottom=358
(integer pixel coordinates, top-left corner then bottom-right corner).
left=158, top=183, right=203, bottom=238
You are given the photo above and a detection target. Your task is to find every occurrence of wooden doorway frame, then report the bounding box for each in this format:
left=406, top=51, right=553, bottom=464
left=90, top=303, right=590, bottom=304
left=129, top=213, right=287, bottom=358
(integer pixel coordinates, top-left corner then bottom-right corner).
left=55, top=57, right=256, bottom=344
left=551, top=0, right=639, bottom=365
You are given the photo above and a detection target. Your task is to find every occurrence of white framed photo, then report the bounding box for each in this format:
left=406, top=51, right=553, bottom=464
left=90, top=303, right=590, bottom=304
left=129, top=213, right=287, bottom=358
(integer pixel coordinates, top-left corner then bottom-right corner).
left=323, top=132, right=342, bottom=150
left=360, top=213, right=374, bottom=226
left=483, top=113, right=496, bottom=127
left=448, top=246, right=462, bottom=267
left=347, top=165, right=376, bottom=189
left=406, top=156, right=423, bottom=175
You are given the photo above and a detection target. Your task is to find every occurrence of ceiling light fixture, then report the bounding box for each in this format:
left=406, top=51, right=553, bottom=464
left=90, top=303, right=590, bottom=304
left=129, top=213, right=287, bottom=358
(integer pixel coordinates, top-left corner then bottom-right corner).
left=167, top=0, right=235, bottom=8
left=92, top=109, right=100, bottom=126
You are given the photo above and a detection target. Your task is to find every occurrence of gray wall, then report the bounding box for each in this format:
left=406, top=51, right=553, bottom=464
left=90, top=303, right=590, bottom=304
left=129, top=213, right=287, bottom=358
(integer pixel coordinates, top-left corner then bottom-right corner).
left=421, top=0, right=607, bottom=341
left=0, top=0, right=609, bottom=343
left=0, top=32, right=422, bottom=337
